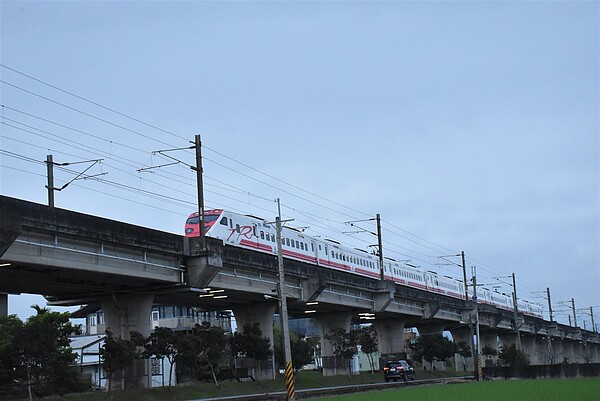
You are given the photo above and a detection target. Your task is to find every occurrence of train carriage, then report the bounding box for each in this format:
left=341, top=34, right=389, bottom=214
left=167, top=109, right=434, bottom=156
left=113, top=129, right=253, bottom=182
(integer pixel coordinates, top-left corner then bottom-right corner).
left=185, top=209, right=540, bottom=317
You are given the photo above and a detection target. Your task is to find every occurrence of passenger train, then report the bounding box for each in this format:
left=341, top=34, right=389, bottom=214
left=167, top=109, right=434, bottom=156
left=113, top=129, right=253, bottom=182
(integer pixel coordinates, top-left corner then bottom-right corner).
left=185, top=209, right=543, bottom=319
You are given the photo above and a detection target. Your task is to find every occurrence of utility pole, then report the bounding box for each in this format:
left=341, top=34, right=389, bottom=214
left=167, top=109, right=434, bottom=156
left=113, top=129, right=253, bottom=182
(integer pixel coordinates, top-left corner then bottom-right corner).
left=571, top=298, right=577, bottom=328
left=275, top=199, right=295, bottom=401
left=194, top=135, right=205, bottom=238
left=461, top=251, right=469, bottom=300
left=472, top=266, right=482, bottom=381
left=376, top=213, right=384, bottom=280
left=546, top=287, right=553, bottom=321
left=590, top=307, right=596, bottom=333
left=45, top=154, right=55, bottom=208
left=512, top=272, right=521, bottom=350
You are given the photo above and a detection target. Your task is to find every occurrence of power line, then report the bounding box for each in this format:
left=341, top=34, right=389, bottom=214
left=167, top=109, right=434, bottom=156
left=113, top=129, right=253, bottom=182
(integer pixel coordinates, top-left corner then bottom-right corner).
left=0, top=80, right=183, bottom=149
left=0, top=63, right=189, bottom=143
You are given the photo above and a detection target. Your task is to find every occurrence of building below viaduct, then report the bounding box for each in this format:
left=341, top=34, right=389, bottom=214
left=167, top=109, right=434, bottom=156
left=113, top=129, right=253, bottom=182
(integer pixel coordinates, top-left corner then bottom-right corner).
left=1, top=195, right=598, bottom=387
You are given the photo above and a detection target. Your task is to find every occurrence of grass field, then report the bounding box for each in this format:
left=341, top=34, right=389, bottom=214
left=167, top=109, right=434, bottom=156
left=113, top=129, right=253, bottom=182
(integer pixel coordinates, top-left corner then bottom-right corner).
left=9, top=369, right=464, bottom=401
left=305, top=378, right=600, bottom=401
left=10, top=372, right=599, bottom=401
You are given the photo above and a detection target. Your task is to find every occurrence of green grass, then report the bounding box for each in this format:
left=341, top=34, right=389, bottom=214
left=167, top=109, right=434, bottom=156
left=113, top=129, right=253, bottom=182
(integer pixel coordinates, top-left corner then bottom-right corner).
left=16, top=371, right=597, bottom=401
left=305, top=378, right=600, bottom=401
left=10, top=369, right=466, bottom=401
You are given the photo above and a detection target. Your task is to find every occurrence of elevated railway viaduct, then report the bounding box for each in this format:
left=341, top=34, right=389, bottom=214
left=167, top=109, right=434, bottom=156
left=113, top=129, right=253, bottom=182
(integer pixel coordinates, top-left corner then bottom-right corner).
left=1, top=195, right=598, bottom=387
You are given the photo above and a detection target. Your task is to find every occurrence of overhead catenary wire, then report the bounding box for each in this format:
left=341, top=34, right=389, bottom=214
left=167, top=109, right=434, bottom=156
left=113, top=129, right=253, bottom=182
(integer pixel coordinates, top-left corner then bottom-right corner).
left=0, top=66, right=562, bottom=303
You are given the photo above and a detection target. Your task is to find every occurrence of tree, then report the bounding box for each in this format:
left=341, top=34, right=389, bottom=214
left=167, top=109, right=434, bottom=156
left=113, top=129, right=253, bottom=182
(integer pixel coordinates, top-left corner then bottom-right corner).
left=498, top=344, right=529, bottom=368
left=230, top=323, right=271, bottom=380
left=0, top=314, right=23, bottom=388
left=356, top=326, right=378, bottom=374
left=15, top=306, right=84, bottom=398
left=324, top=327, right=358, bottom=377
left=481, top=345, right=497, bottom=357
left=144, top=327, right=179, bottom=387
left=192, top=322, right=228, bottom=388
left=456, top=341, right=472, bottom=358
left=407, top=334, right=455, bottom=371
left=273, top=325, right=316, bottom=372
left=0, top=307, right=85, bottom=399
left=100, top=329, right=137, bottom=391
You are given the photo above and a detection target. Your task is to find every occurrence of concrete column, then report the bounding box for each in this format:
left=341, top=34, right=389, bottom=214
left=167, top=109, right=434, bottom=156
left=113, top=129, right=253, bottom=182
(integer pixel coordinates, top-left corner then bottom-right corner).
left=521, top=336, right=538, bottom=364
left=590, top=342, right=600, bottom=363
left=449, top=326, right=473, bottom=372
left=572, top=341, right=584, bottom=363
left=373, top=319, right=406, bottom=360
left=231, top=303, right=277, bottom=381
left=562, top=339, right=575, bottom=364
left=0, top=293, right=7, bottom=316
left=101, top=294, right=154, bottom=390
left=315, top=312, right=352, bottom=376
left=415, top=323, right=445, bottom=336
left=552, top=338, right=565, bottom=364
left=498, top=332, right=516, bottom=351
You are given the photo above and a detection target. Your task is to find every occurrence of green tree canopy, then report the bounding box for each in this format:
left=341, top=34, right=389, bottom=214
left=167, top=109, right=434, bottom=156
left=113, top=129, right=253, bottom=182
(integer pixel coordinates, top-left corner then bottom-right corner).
left=407, top=334, right=455, bottom=370
left=0, top=306, right=85, bottom=398
left=498, top=344, right=530, bottom=368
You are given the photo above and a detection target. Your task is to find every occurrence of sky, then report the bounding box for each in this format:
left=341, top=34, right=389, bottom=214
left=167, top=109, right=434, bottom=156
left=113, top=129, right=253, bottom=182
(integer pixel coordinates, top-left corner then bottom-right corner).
left=0, top=1, right=598, bottom=330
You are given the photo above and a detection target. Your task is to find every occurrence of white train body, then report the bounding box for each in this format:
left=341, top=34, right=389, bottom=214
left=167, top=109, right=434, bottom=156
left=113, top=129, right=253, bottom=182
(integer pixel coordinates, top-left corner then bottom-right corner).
left=185, top=209, right=542, bottom=317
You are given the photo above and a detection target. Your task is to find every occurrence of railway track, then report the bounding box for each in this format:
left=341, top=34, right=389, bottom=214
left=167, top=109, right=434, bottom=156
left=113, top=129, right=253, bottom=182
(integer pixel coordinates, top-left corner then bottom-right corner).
left=186, top=376, right=475, bottom=401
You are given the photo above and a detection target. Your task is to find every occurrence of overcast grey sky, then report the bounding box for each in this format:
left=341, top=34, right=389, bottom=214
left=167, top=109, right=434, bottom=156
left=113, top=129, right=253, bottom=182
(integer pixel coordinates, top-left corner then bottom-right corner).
left=1, top=1, right=598, bottom=329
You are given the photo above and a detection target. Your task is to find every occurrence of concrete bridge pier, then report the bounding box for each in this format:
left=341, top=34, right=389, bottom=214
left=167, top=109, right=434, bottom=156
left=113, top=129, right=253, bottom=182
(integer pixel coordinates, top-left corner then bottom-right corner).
left=232, top=303, right=277, bottom=381
left=373, top=319, right=406, bottom=361
left=315, top=312, right=353, bottom=376
left=101, top=294, right=155, bottom=389
left=449, top=326, right=474, bottom=372
left=588, top=343, right=600, bottom=363
left=571, top=340, right=584, bottom=363
left=562, top=339, right=575, bottom=363
left=552, top=338, right=566, bottom=363
left=521, top=335, right=539, bottom=364
left=415, top=323, right=445, bottom=337
left=498, top=332, right=517, bottom=353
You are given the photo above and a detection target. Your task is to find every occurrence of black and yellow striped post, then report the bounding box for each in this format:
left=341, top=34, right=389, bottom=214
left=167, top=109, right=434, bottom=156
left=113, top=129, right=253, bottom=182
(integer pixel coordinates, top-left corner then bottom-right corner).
left=284, top=361, right=295, bottom=401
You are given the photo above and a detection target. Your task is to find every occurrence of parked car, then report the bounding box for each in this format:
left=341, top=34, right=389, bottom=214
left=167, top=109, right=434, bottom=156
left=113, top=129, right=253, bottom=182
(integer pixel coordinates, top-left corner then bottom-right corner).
left=383, top=360, right=416, bottom=382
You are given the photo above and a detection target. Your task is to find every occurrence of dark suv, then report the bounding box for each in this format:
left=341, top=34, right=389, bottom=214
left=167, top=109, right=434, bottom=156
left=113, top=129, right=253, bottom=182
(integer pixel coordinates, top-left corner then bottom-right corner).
left=383, top=360, right=416, bottom=382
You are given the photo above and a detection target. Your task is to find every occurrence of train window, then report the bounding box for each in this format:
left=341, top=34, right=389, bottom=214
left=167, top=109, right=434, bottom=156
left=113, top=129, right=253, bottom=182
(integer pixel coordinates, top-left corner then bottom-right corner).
left=291, top=240, right=295, bottom=248
left=311, top=243, right=314, bottom=251
left=300, top=242, right=304, bottom=250
left=296, top=240, right=300, bottom=248
left=318, top=245, right=322, bottom=250
left=286, top=238, right=290, bottom=246
left=260, top=231, right=265, bottom=239
left=236, top=224, right=240, bottom=233
left=220, top=217, right=228, bottom=226
left=271, top=234, right=275, bottom=242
